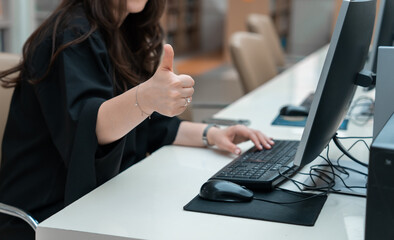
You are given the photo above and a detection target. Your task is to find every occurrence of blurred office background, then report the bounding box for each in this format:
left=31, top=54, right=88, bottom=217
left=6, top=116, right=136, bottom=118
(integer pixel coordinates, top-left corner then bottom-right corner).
left=0, top=0, right=344, bottom=121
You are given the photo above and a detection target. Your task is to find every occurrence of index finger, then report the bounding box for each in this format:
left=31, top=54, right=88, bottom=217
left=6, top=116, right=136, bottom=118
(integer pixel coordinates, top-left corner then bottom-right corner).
left=179, top=74, right=195, bottom=88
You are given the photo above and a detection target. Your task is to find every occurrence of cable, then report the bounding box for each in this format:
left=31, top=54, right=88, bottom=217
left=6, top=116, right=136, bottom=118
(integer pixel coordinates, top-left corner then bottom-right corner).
left=250, top=134, right=370, bottom=205
left=318, top=140, right=368, bottom=193
left=335, top=139, right=371, bottom=178
left=347, top=96, right=374, bottom=118
left=275, top=135, right=370, bottom=198
left=315, top=164, right=367, bottom=177
left=337, top=139, right=371, bottom=157
left=321, top=143, right=368, bottom=190
left=252, top=188, right=328, bottom=205
left=346, top=96, right=374, bottom=126
left=333, top=133, right=368, bottom=167
left=336, top=136, right=373, bottom=140
left=278, top=164, right=335, bottom=192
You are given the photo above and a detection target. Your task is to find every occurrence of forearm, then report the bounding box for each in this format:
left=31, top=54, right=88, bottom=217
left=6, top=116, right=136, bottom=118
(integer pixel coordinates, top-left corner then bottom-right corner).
left=174, top=123, right=274, bottom=155
left=173, top=121, right=219, bottom=147
left=96, top=84, right=150, bottom=145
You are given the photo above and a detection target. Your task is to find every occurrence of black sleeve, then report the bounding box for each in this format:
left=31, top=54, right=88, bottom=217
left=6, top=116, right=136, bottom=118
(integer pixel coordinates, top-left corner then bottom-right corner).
left=33, top=28, right=125, bottom=205
left=146, top=113, right=182, bottom=154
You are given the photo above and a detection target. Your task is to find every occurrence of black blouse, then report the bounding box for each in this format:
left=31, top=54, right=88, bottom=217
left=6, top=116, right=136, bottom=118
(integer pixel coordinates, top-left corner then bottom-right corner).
left=0, top=7, right=181, bottom=240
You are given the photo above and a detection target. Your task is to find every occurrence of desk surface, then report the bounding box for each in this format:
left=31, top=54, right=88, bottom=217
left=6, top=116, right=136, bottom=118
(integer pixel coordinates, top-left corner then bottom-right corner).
left=37, top=46, right=374, bottom=240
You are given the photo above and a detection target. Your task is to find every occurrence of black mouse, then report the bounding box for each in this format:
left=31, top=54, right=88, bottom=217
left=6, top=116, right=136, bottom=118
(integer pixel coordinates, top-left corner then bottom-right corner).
left=199, top=180, right=254, bottom=202
left=280, top=105, right=309, bottom=117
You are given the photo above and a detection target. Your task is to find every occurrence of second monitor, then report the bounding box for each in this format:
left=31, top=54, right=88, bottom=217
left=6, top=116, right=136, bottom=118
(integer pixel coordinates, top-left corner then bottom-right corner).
left=365, top=0, right=394, bottom=75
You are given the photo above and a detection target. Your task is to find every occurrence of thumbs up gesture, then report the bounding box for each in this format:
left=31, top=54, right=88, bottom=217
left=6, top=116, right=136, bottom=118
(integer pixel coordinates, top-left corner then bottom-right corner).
left=160, top=43, right=175, bottom=72
left=137, top=44, right=195, bottom=117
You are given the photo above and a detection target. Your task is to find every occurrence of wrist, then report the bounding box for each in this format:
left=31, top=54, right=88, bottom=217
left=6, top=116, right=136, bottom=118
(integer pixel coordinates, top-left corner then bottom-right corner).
left=136, top=82, right=154, bottom=115
left=202, top=124, right=220, bottom=146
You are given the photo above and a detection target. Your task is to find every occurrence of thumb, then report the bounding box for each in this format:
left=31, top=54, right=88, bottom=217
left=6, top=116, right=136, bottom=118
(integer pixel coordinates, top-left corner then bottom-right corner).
left=160, top=44, right=174, bottom=72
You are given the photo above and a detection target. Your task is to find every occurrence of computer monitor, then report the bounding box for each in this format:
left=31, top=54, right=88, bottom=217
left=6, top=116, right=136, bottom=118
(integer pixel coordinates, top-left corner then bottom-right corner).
left=365, top=0, right=394, bottom=74
left=293, top=0, right=376, bottom=168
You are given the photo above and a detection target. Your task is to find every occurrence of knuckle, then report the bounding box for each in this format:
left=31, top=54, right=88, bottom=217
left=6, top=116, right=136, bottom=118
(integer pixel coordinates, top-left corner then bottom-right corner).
left=170, top=77, right=181, bottom=87
left=233, top=124, right=244, bottom=131
left=169, top=90, right=179, bottom=99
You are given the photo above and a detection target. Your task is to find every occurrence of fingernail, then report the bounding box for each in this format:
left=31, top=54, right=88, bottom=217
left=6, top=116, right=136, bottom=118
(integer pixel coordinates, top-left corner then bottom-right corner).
left=235, top=149, right=241, bottom=155
left=269, top=140, right=275, bottom=145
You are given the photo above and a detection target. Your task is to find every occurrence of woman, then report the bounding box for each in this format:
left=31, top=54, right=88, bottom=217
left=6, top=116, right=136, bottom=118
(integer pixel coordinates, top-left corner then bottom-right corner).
left=0, top=0, right=274, bottom=239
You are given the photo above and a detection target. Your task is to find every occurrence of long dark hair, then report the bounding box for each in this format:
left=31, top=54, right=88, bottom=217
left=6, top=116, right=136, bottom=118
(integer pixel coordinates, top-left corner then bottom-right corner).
left=0, top=0, right=166, bottom=92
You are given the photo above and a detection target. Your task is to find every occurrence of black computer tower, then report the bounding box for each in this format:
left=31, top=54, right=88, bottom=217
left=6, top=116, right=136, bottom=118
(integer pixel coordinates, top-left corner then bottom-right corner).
left=365, top=113, right=394, bottom=240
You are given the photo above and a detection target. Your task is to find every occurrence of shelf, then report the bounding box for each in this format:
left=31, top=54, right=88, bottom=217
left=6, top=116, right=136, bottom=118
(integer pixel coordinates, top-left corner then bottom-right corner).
left=162, top=0, right=201, bottom=55
left=270, top=0, right=291, bottom=49
left=0, top=0, right=10, bottom=52
left=32, top=0, right=202, bottom=55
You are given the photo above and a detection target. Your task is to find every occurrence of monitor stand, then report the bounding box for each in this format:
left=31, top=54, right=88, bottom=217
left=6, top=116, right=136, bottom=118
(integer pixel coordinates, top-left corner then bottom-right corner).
left=302, top=159, right=368, bottom=197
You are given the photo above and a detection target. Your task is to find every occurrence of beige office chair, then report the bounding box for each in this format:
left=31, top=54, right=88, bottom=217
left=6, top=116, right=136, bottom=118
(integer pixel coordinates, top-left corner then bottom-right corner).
left=247, top=14, right=286, bottom=68
left=247, top=14, right=303, bottom=71
left=0, top=53, right=20, bottom=158
left=0, top=53, right=38, bottom=230
left=229, top=32, right=277, bottom=93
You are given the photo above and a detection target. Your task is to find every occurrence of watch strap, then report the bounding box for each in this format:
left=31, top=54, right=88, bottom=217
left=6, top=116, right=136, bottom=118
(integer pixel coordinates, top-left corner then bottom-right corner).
left=202, top=124, right=218, bottom=146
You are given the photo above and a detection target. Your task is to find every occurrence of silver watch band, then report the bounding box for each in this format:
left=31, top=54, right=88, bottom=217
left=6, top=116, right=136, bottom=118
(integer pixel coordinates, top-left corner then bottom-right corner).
left=202, top=124, right=218, bottom=146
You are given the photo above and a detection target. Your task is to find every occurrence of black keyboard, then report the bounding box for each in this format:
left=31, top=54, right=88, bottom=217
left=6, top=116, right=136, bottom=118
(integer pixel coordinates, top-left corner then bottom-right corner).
left=210, top=140, right=299, bottom=191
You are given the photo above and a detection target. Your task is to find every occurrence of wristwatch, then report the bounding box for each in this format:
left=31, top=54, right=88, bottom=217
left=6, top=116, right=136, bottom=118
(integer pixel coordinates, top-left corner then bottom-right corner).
left=202, top=124, right=219, bottom=146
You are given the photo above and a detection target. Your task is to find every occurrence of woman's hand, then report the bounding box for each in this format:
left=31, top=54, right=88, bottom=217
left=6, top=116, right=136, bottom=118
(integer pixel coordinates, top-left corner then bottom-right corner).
left=138, top=44, right=194, bottom=117
left=96, top=45, right=193, bottom=145
left=207, top=125, right=275, bottom=155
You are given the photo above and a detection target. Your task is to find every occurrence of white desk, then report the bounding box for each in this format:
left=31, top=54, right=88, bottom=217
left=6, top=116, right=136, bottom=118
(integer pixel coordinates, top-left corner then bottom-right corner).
left=36, top=46, right=374, bottom=240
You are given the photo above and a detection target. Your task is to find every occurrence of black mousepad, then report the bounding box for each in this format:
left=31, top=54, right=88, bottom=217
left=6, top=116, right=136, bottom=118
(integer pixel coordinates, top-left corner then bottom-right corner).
left=184, top=189, right=327, bottom=226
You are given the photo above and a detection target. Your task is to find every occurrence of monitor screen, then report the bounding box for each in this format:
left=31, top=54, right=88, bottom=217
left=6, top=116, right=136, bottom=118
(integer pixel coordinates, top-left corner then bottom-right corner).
left=293, top=0, right=376, bottom=167
left=366, top=0, right=394, bottom=74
